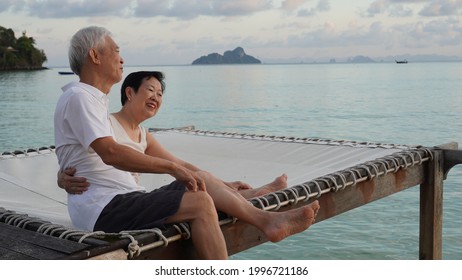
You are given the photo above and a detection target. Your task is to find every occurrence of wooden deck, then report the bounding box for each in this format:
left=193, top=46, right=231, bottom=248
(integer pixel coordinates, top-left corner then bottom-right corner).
left=1, top=144, right=462, bottom=260
left=0, top=223, right=91, bottom=259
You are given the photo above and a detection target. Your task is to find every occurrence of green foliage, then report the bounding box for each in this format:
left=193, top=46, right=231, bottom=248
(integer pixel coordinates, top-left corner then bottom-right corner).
left=0, top=26, right=47, bottom=70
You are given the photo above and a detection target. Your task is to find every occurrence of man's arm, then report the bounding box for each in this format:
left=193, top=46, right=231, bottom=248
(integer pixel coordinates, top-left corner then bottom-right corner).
left=145, top=132, right=202, bottom=172
left=91, top=136, right=206, bottom=192
left=145, top=132, right=252, bottom=191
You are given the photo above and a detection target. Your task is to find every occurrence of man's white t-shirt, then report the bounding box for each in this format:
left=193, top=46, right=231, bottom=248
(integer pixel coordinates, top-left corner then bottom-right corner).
left=54, top=82, right=145, bottom=231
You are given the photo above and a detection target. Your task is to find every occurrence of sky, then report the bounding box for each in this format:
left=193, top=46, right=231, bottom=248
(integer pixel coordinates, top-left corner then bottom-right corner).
left=1, top=0, right=461, bottom=66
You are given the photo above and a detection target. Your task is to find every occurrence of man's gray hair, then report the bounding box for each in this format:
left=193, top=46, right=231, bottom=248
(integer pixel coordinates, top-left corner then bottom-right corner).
left=68, top=26, right=112, bottom=76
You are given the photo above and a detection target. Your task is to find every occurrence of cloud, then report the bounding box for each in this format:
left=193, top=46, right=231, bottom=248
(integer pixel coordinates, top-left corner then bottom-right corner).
left=0, top=0, right=19, bottom=13
left=5, top=0, right=274, bottom=19
left=211, top=0, right=273, bottom=16
left=366, top=0, right=390, bottom=16
left=366, top=0, right=462, bottom=18
left=280, top=0, right=306, bottom=12
left=296, top=0, right=331, bottom=17
left=134, top=0, right=210, bottom=19
left=280, top=10, right=462, bottom=57
left=6, top=0, right=127, bottom=18
left=316, top=0, right=330, bottom=12
left=3, top=0, right=461, bottom=65
left=366, top=0, right=416, bottom=17
left=419, top=0, right=462, bottom=16
left=388, top=4, right=414, bottom=16
left=4, top=0, right=460, bottom=20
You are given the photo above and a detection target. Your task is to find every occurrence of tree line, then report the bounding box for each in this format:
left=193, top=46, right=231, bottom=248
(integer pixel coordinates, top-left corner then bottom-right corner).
left=0, top=26, right=47, bottom=70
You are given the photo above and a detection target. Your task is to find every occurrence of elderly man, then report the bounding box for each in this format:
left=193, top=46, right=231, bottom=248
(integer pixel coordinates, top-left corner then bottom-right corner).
left=54, top=26, right=319, bottom=260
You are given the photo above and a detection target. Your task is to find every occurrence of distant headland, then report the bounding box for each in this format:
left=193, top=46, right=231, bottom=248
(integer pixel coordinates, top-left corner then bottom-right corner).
left=0, top=25, right=47, bottom=71
left=192, top=47, right=261, bottom=65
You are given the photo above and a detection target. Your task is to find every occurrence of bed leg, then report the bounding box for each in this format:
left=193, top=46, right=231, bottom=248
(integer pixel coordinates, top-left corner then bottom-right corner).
left=419, top=149, right=443, bottom=260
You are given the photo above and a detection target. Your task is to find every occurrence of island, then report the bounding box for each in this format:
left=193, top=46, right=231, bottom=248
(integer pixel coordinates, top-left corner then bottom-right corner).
left=0, top=26, right=47, bottom=70
left=192, top=47, right=261, bottom=65
left=347, top=55, right=376, bottom=63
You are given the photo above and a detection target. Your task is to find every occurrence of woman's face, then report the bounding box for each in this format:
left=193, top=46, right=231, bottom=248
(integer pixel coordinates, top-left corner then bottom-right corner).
left=128, top=77, right=163, bottom=120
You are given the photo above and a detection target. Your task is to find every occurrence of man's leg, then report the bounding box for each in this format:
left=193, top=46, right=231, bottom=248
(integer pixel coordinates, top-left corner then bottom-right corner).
left=198, top=171, right=320, bottom=243
left=165, top=191, right=227, bottom=260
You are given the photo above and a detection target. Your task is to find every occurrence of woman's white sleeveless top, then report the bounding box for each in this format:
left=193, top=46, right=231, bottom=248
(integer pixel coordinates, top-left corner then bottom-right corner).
left=109, top=114, right=147, bottom=184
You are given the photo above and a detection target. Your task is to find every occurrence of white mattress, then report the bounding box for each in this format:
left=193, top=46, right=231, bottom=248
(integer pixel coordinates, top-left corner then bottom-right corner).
left=0, top=130, right=408, bottom=229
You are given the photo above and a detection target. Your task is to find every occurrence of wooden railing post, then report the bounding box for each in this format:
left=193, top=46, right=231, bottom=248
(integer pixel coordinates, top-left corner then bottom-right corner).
left=419, top=150, right=443, bottom=260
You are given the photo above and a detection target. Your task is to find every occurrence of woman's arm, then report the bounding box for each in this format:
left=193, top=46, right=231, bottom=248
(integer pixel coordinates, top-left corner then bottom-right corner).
left=91, top=136, right=205, bottom=192
left=57, top=167, right=90, bottom=194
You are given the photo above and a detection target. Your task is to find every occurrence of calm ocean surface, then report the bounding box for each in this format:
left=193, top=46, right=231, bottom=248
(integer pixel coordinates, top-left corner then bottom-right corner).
left=1, top=63, right=462, bottom=259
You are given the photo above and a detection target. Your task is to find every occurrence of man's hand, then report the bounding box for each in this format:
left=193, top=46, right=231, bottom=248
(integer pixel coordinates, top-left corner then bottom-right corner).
left=57, top=167, right=90, bottom=195
left=171, top=165, right=206, bottom=192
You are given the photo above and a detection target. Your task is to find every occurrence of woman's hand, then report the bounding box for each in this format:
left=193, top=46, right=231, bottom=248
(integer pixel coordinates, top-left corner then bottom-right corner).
left=57, top=167, right=90, bottom=194
left=224, top=180, right=252, bottom=191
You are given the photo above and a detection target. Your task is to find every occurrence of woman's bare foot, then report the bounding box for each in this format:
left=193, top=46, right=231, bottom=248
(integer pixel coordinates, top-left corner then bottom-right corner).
left=263, top=200, right=320, bottom=243
left=239, top=174, right=288, bottom=199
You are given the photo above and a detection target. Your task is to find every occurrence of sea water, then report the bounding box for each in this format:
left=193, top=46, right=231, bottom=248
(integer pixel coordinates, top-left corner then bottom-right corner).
left=1, top=62, right=462, bottom=259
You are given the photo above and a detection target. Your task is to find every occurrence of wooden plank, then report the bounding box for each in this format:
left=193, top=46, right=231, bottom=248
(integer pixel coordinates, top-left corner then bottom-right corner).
left=88, top=249, right=127, bottom=260
left=0, top=223, right=91, bottom=260
left=0, top=247, right=35, bottom=260
left=134, top=238, right=196, bottom=259
left=419, top=150, right=443, bottom=260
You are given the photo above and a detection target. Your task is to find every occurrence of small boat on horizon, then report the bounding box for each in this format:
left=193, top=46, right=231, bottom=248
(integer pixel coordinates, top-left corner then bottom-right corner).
left=395, top=60, right=408, bottom=64
left=58, top=71, right=74, bottom=75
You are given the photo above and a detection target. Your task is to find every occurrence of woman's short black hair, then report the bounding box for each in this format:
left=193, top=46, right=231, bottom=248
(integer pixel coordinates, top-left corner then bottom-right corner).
left=120, top=71, right=165, bottom=105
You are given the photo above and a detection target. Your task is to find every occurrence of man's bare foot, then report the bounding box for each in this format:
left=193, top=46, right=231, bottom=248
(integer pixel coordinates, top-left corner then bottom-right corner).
left=239, top=174, right=288, bottom=199
left=263, top=200, right=320, bottom=243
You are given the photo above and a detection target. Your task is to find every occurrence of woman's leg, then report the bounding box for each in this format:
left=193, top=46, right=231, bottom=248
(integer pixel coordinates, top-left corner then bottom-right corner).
left=165, top=191, right=227, bottom=259
left=198, top=171, right=320, bottom=243
left=237, top=174, right=288, bottom=199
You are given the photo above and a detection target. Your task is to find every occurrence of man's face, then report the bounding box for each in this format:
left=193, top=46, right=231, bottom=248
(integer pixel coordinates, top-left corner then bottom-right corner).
left=99, top=36, right=124, bottom=85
